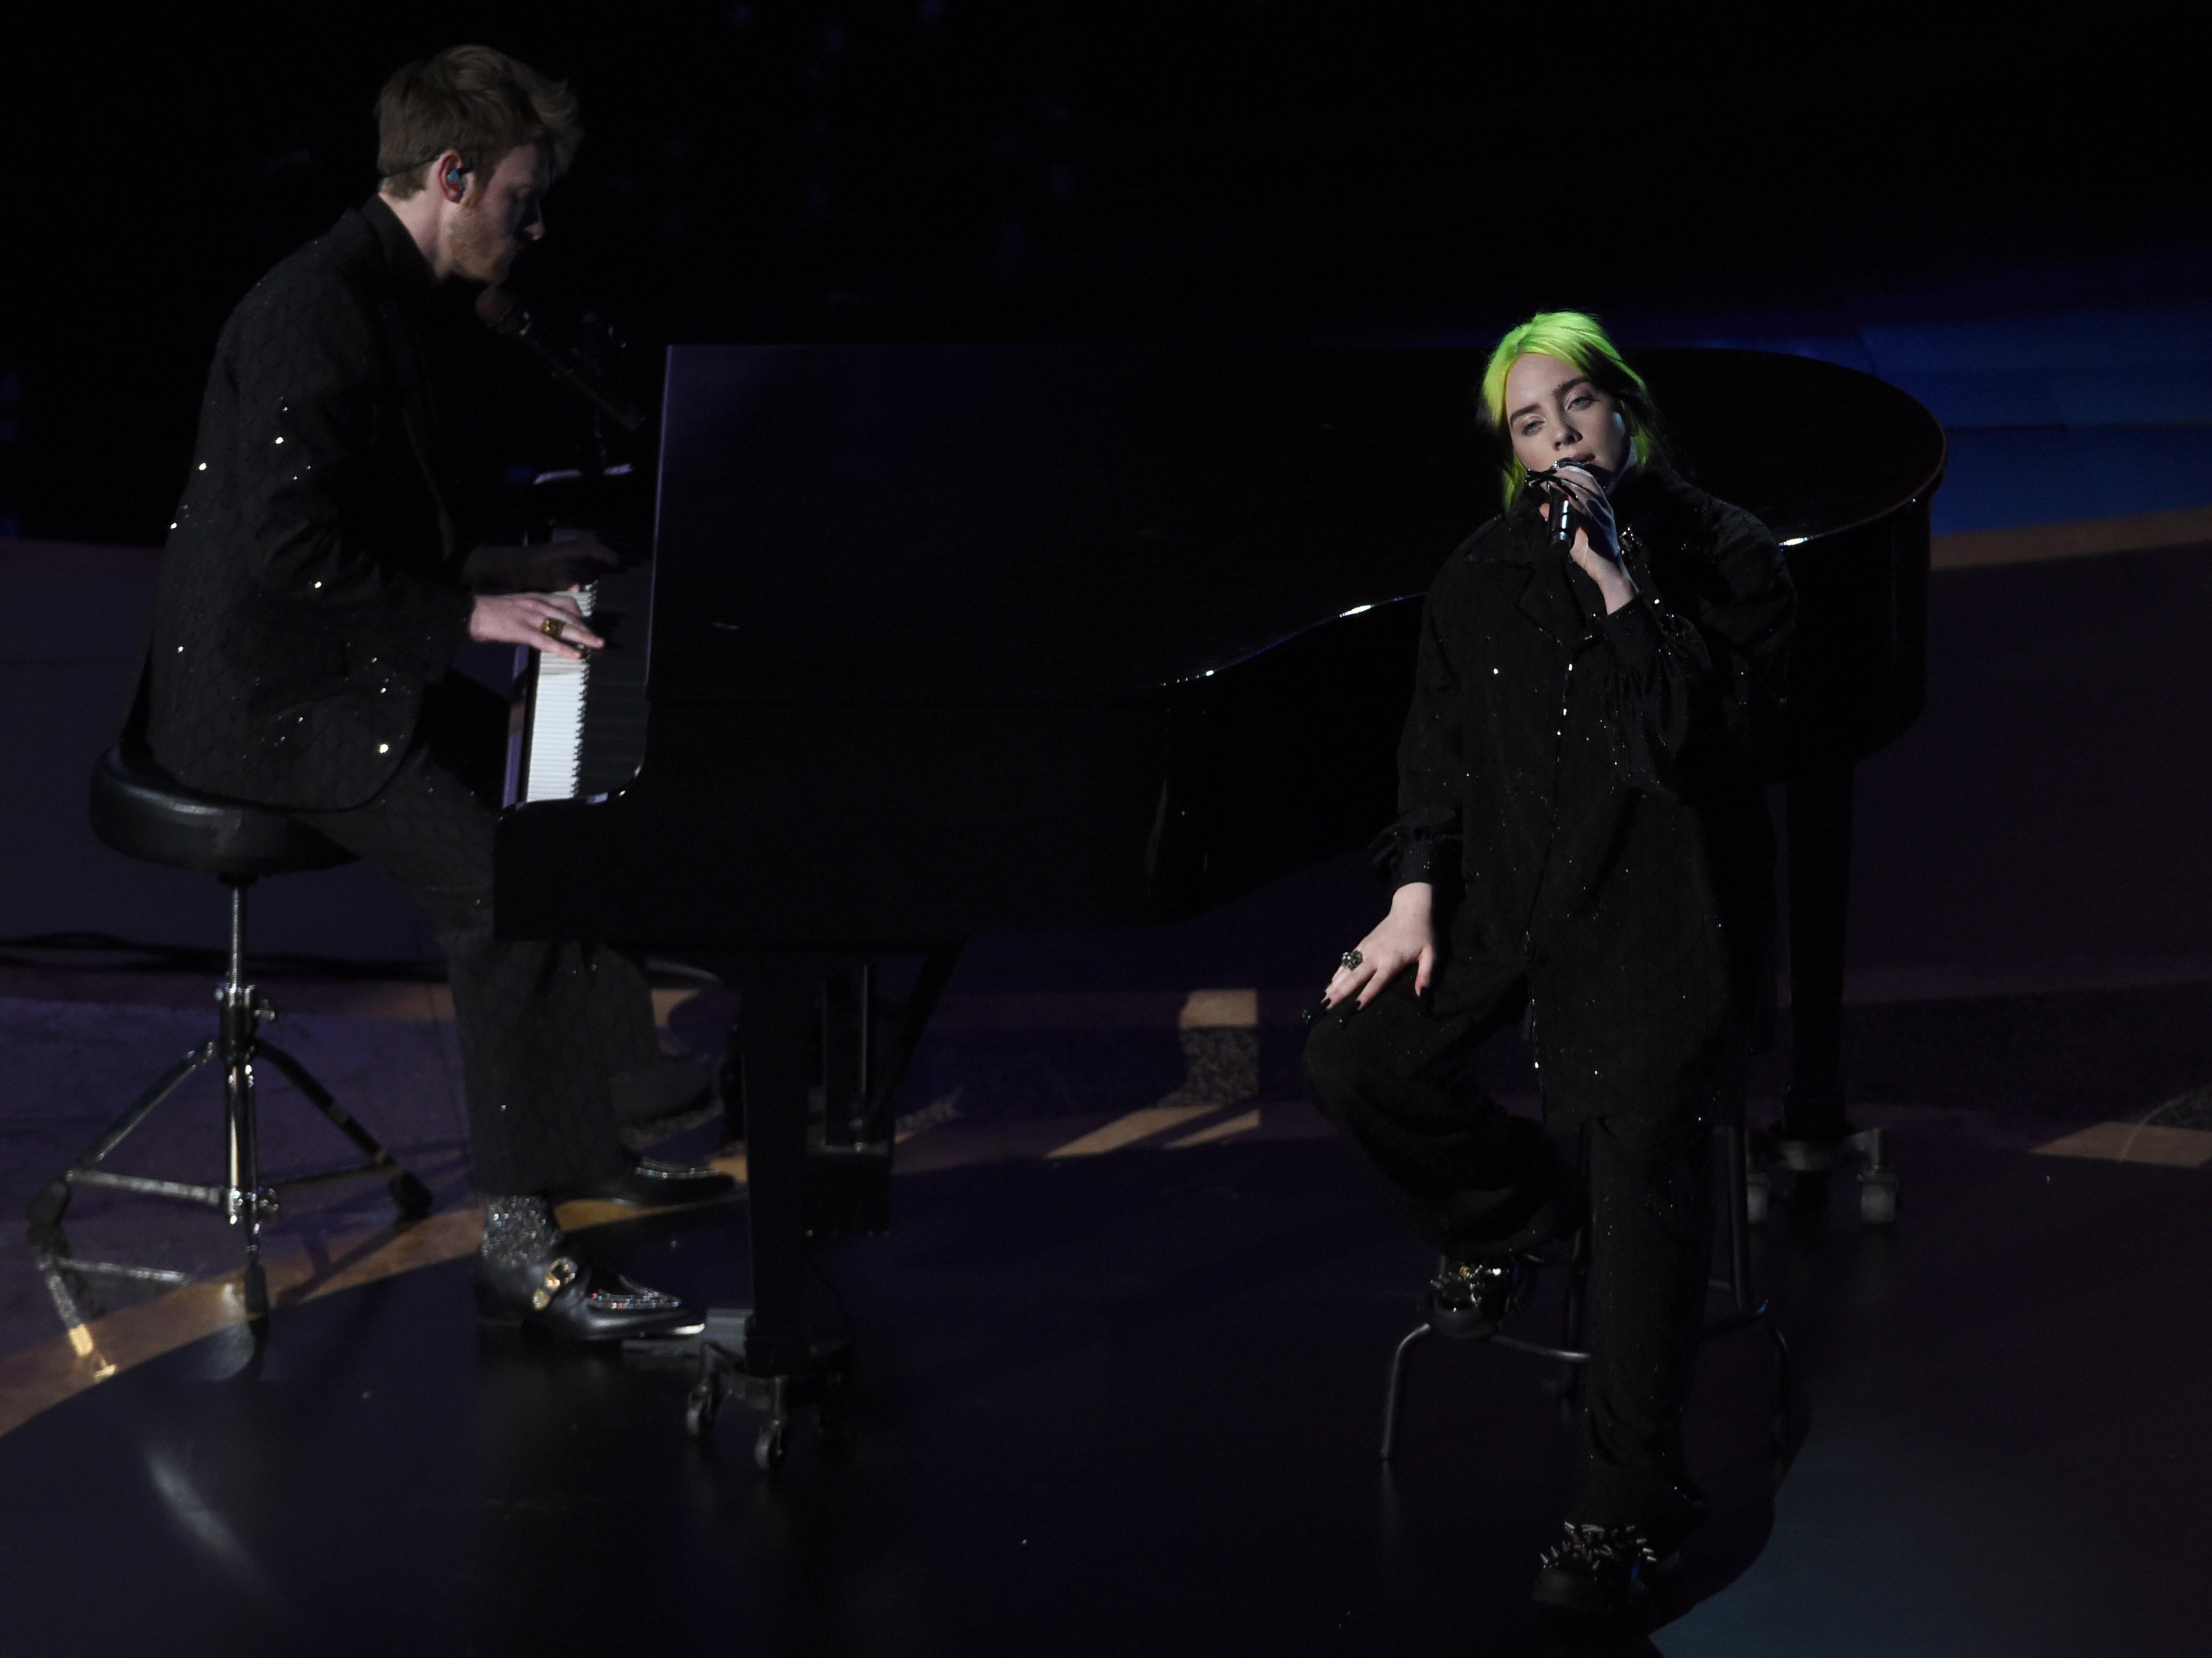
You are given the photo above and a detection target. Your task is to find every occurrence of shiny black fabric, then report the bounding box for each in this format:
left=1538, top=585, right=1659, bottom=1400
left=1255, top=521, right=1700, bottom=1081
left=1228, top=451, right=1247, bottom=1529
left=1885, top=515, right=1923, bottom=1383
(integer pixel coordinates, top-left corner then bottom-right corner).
left=145, top=197, right=474, bottom=810
left=292, top=678, right=654, bottom=1196
left=1305, top=958, right=1569, bottom=1258
left=1372, top=465, right=1793, bottom=1129
left=139, top=202, right=652, bottom=1197
left=1306, top=464, right=1788, bottom=1540
left=1571, top=1111, right=1714, bottom=1542
left=1305, top=956, right=1719, bottom=1543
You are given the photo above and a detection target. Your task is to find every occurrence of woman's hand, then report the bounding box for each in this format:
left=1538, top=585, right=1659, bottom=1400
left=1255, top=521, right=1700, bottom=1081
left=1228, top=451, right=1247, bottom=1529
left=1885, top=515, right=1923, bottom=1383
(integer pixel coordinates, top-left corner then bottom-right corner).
left=468, top=592, right=605, bottom=662
left=1324, top=881, right=1437, bottom=1009
left=1540, top=499, right=1638, bottom=614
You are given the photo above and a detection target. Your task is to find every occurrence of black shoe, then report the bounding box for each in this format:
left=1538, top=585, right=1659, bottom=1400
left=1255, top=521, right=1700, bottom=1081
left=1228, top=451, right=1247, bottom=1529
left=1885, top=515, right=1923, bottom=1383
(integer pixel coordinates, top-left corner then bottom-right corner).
left=1426, top=1254, right=1537, bottom=1337
left=474, top=1244, right=704, bottom=1342
left=610, top=1056, right=714, bottom=1129
left=1530, top=1521, right=1679, bottom=1617
left=555, top=1155, right=735, bottom=1208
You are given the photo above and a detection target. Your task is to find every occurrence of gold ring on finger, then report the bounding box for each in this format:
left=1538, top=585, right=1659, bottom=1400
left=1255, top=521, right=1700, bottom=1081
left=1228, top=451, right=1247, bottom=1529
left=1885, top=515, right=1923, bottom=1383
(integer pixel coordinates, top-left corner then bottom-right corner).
left=541, top=617, right=566, bottom=641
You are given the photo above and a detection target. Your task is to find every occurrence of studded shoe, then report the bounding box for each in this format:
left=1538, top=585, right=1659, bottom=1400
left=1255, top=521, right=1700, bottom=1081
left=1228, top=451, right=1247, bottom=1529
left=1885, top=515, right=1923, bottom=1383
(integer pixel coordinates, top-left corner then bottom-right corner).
left=1529, top=1521, right=1679, bottom=1617
left=473, top=1243, right=704, bottom=1342
left=1425, top=1254, right=1538, bottom=1337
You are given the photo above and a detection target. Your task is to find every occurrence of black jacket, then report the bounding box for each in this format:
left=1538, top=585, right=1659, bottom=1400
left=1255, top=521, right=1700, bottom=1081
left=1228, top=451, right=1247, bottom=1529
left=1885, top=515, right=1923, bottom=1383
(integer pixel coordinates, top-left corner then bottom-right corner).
left=1378, top=464, right=1794, bottom=1124
left=145, top=199, right=474, bottom=809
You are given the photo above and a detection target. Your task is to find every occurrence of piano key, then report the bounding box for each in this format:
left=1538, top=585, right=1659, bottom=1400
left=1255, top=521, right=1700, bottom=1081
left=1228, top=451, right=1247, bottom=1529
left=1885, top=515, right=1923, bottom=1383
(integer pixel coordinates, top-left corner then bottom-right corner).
left=513, top=561, right=656, bottom=806
left=520, top=584, right=594, bottom=803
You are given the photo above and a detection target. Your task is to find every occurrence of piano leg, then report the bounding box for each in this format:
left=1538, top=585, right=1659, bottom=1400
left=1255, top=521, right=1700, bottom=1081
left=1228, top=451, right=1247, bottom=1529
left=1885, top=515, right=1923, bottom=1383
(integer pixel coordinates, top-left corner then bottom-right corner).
left=627, top=962, right=852, bottom=1468
left=1775, top=761, right=1898, bottom=1222
left=628, top=945, right=968, bottom=1453
left=740, top=972, right=817, bottom=1373
left=1782, top=759, right=1854, bottom=1148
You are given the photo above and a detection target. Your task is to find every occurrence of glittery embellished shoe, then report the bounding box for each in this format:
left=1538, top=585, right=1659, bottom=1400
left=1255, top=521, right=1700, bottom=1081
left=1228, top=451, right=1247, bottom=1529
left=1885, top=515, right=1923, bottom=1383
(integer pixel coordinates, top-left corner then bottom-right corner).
left=1529, top=1521, right=1679, bottom=1617
left=473, top=1243, right=704, bottom=1342
left=1425, top=1253, right=1538, bottom=1337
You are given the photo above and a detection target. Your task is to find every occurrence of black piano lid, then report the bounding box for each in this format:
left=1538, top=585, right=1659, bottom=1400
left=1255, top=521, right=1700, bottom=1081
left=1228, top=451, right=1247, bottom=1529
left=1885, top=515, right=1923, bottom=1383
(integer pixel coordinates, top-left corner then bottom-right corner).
left=1633, top=348, right=1947, bottom=544
left=644, top=345, right=1943, bottom=706
left=647, top=346, right=1488, bottom=703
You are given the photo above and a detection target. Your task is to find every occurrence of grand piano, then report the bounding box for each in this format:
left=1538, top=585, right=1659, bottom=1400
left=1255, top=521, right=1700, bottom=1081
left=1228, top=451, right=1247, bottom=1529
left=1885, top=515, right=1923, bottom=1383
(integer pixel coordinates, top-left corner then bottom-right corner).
left=493, top=344, right=1943, bottom=1459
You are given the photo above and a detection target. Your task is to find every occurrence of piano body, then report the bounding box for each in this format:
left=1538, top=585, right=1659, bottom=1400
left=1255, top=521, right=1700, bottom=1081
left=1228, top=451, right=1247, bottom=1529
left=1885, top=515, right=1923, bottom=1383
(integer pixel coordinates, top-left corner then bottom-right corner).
left=493, top=345, right=1942, bottom=1455
left=1631, top=351, right=1946, bottom=1172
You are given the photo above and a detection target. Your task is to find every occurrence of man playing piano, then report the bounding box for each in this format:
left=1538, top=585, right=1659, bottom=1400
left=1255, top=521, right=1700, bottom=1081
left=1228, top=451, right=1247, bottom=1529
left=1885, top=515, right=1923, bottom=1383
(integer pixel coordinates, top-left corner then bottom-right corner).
left=141, top=45, right=726, bottom=1341
left=1306, top=312, right=1792, bottom=1617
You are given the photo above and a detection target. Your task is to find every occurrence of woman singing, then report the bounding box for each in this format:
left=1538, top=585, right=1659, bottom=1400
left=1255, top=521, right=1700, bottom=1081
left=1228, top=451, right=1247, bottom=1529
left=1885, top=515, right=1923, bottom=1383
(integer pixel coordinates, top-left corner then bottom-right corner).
left=1303, top=311, right=1792, bottom=1616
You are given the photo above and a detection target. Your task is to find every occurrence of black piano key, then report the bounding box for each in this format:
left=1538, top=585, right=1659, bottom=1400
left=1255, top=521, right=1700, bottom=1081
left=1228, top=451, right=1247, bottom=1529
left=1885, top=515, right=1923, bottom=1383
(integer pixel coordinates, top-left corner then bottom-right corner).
left=575, top=557, right=654, bottom=799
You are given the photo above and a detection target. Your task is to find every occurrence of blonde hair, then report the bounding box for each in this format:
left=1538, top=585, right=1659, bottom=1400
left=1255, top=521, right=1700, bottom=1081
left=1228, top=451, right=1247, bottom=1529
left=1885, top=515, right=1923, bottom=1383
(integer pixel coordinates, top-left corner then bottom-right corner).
left=375, top=45, right=581, bottom=198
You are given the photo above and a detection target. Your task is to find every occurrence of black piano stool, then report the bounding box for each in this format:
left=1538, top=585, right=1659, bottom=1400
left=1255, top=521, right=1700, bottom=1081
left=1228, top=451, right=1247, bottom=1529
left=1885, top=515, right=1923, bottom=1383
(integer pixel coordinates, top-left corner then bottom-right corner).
left=25, top=745, right=433, bottom=1320
left=1378, top=1100, right=1792, bottom=1467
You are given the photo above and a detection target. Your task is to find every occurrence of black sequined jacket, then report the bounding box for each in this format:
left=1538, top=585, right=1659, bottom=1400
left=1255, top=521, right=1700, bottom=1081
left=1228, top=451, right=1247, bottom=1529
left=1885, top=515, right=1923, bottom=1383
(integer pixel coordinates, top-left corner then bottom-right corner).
left=144, top=199, right=474, bottom=809
left=1378, top=464, right=1794, bottom=1124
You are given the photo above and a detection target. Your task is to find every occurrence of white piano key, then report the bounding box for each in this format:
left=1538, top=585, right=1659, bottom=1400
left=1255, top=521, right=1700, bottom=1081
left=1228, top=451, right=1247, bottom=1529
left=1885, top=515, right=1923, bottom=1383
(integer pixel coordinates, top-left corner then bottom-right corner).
left=521, top=585, right=596, bottom=803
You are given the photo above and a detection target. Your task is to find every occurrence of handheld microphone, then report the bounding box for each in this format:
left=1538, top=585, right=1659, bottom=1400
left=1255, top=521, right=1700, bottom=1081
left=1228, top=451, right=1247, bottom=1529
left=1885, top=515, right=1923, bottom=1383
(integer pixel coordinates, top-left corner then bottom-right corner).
left=1534, top=467, right=1579, bottom=551
left=1550, top=483, right=1578, bottom=551
left=475, top=285, right=647, bottom=435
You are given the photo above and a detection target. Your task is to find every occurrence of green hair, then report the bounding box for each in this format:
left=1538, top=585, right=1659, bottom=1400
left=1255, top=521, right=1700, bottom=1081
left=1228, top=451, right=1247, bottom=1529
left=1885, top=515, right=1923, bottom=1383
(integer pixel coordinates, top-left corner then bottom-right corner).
left=1478, top=310, right=1663, bottom=506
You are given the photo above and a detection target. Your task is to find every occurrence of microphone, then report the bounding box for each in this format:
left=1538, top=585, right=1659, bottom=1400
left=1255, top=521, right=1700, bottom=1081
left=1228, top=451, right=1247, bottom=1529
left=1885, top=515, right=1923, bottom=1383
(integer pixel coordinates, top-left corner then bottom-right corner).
left=1549, top=481, right=1579, bottom=551
left=475, top=285, right=647, bottom=435
left=1533, top=466, right=1579, bottom=551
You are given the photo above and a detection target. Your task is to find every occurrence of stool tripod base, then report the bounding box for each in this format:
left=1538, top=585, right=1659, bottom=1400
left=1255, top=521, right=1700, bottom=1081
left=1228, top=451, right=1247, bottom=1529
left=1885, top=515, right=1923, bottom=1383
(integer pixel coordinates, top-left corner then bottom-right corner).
left=25, top=878, right=431, bottom=1317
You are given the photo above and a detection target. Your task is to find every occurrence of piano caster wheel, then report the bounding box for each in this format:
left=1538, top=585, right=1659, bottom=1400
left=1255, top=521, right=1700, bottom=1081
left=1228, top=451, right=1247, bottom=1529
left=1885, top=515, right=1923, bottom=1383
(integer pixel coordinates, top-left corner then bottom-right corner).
left=685, top=1375, right=723, bottom=1440
left=754, top=1419, right=789, bottom=1473
left=1858, top=1169, right=1899, bottom=1226
left=388, top=1171, right=432, bottom=1220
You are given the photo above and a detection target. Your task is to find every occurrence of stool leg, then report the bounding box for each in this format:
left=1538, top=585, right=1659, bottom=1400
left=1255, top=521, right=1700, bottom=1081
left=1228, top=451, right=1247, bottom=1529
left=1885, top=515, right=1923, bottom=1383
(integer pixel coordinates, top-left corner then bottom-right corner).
left=26, top=1041, right=218, bottom=1240
left=1726, top=1121, right=1753, bottom=1317
left=1559, top=1141, right=1593, bottom=1412
left=257, top=1041, right=432, bottom=1218
left=1557, top=1229, right=1589, bottom=1418
left=218, top=880, right=270, bottom=1320
left=227, top=1053, right=267, bottom=1319
left=1381, top=1323, right=1432, bottom=1463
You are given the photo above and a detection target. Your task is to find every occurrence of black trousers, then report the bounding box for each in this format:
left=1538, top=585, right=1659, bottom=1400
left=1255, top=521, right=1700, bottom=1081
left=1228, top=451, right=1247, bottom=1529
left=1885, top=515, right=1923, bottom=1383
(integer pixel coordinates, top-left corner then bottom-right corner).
left=294, top=677, right=654, bottom=1197
left=1304, top=958, right=1719, bottom=1540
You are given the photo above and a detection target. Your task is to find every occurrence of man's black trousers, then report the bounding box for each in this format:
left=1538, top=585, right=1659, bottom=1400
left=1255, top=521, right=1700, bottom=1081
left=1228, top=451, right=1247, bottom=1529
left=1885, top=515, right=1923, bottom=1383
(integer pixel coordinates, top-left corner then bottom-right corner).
left=1303, top=958, right=1719, bottom=1540
left=295, top=677, right=655, bottom=1197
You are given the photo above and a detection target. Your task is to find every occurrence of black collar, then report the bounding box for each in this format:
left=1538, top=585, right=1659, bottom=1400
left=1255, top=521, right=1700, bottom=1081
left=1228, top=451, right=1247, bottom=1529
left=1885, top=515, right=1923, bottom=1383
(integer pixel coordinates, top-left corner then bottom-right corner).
left=360, top=194, right=438, bottom=297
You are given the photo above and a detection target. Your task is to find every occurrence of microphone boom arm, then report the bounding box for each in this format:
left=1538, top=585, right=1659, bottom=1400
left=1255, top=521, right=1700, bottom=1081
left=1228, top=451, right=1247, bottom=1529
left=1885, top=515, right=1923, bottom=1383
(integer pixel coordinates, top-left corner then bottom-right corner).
left=476, top=285, right=647, bottom=435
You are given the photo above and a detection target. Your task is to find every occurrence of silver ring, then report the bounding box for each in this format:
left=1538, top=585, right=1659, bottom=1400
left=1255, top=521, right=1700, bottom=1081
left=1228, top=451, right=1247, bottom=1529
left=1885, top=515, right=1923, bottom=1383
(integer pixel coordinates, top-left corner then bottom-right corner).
left=1339, top=950, right=1363, bottom=971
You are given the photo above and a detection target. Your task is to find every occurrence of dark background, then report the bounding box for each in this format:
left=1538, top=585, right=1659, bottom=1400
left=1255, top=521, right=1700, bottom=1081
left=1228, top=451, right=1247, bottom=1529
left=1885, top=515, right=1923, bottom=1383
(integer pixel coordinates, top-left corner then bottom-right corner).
left=0, top=3, right=2201, bottom=549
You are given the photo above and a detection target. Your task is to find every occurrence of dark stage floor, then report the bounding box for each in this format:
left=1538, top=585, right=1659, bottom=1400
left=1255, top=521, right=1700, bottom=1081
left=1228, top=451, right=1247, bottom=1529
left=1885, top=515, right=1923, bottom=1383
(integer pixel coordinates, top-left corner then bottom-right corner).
left=0, top=1109, right=2206, bottom=1658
